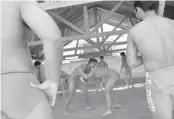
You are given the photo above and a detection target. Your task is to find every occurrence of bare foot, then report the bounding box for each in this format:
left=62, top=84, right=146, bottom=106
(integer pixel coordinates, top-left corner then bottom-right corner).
left=112, top=104, right=122, bottom=108
left=64, top=111, right=68, bottom=116
left=86, top=106, right=95, bottom=110
left=101, top=110, right=112, bottom=116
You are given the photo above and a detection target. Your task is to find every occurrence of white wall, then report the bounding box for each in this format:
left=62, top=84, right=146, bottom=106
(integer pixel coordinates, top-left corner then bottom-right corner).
left=62, top=56, right=146, bottom=77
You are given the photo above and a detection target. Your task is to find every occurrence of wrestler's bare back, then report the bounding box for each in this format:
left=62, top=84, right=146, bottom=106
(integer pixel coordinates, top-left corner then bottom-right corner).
left=2, top=1, right=35, bottom=73
left=131, top=16, right=174, bottom=72
left=93, top=68, right=119, bottom=80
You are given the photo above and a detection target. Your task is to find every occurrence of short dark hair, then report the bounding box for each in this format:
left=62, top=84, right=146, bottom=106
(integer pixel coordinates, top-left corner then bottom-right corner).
left=88, top=58, right=97, bottom=64
left=120, top=52, right=126, bottom=56
left=100, top=56, right=104, bottom=59
left=34, top=61, right=41, bottom=67
left=134, top=1, right=159, bottom=13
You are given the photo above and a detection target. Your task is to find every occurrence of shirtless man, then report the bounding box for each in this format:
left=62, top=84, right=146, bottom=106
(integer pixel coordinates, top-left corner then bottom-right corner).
left=126, top=1, right=174, bottom=119
left=120, top=52, right=133, bottom=88
left=97, top=56, right=109, bottom=68
left=34, top=61, right=43, bottom=83
left=1, top=1, right=63, bottom=119
left=65, top=58, right=97, bottom=115
left=60, top=70, right=69, bottom=100
left=84, top=68, right=121, bottom=116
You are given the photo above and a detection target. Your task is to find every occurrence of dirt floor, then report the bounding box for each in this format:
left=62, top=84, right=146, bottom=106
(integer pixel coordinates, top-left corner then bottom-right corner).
left=53, top=77, right=153, bottom=119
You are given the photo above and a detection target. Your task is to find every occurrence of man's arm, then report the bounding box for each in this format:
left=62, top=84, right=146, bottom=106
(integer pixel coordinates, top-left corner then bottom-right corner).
left=20, top=1, right=63, bottom=83
left=126, top=31, right=143, bottom=68
left=104, top=62, right=109, bottom=68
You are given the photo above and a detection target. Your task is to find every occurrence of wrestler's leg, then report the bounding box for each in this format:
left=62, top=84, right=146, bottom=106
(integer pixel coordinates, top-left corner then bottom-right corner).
left=24, top=100, right=53, bottom=119
left=61, top=79, right=66, bottom=100
left=81, top=83, right=95, bottom=110
left=153, top=86, right=174, bottom=119
left=121, top=71, right=129, bottom=88
left=128, top=70, right=134, bottom=88
left=124, top=75, right=129, bottom=89
left=65, top=80, right=76, bottom=115
left=92, top=83, right=101, bottom=96
left=92, top=77, right=104, bottom=96
left=102, top=78, right=115, bottom=116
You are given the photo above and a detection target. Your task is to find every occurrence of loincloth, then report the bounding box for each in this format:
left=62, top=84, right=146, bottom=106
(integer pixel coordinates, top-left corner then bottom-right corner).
left=145, top=66, right=174, bottom=112
left=1, top=72, right=47, bottom=118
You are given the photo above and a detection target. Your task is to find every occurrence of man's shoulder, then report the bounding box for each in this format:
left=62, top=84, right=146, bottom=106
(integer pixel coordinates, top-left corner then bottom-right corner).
left=130, top=22, right=144, bottom=33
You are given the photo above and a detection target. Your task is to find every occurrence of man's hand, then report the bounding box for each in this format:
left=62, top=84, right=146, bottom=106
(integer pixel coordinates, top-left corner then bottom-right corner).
left=31, top=80, right=58, bottom=106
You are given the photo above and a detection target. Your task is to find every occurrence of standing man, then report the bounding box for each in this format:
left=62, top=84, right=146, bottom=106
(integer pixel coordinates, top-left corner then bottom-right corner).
left=126, top=1, right=174, bottom=119
left=97, top=56, right=109, bottom=68
left=1, top=1, right=63, bottom=119
left=34, top=61, right=43, bottom=83
left=120, top=52, right=133, bottom=88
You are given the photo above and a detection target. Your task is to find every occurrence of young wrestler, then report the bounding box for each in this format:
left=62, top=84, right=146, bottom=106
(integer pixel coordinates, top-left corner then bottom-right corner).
left=60, top=70, right=69, bottom=100
left=97, top=56, right=109, bottom=68
left=127, top=1, right=174, bottom=119
left=84, top=68, right=121, bottom=116
left=1, top=1, right=62, bottom=119
left=120, top=52, right=133, bottom=88
left=64, top=58, right=98, bottom=115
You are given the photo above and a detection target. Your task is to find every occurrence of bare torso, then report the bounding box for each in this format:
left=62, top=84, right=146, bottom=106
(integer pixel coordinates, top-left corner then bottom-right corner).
left=122, top=57, right=129, bottom=69
left=93, top=68, right=119, bottom=80
left=97, top=61, right=108, bottom=68
left=132, top=16, right=174, bottom=72
left=1, top=1, right=35, bottom=73
left=70, top=64, right=91, bottom=80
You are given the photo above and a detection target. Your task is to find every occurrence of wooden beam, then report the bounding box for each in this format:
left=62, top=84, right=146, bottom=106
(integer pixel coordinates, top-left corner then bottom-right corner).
left=83, top=6, right=102, bottom=50
left=40, top=1, right=104, bottom=10
left=74, top=40, right=79, bottom=54
left=64, top=41, right=126, bottom=51
left=106, top=34, right=122, bottom=50
left=129, top=18, right=134, bottom=26
left=63, top=28, right=129, bottom=41
left=83, top=6, right=90, bottom=32
left=105, top=20, right=130, bottom=29
left=97, top=6, right=137, bottom=20
left=64, top=48, right=126, bottom=58
left=91, top=1, right=124, bottom=33
left=59, top=11, right=83, bottom=28
left=101, top=16, right=127, bottom=44
left=98, top=8, right=105, bottom=40
left=49, top=11, right=84, bottom=34
left=28, top=29, right=129, bottom=46
left=63, top=41, right=72, bottom=47
left=93, top=7, right=100, bottom=43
